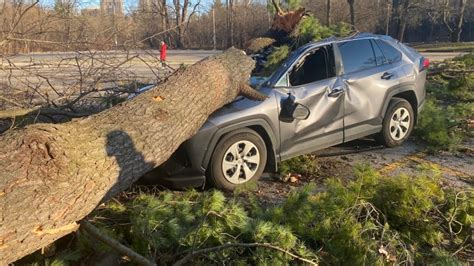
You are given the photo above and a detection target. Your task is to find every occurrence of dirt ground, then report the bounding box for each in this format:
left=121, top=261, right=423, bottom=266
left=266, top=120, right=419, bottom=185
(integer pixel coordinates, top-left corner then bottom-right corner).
left=253, top=138, right=474, bottom=204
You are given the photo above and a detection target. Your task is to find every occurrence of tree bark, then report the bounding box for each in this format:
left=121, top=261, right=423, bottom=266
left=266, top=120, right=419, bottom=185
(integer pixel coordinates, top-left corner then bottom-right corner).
left=0, top=48, right=259, bottom=264
left=385, top=0, right=391, bottom=35
left=451, top=0, right=467, bottom=42
left=347, top=0, right=355, bottom=26
left=397, top=0, right=410, bottom=42
left=326, top=0, right=331, bottom=26
left=226, top=0, right=234, bottom=47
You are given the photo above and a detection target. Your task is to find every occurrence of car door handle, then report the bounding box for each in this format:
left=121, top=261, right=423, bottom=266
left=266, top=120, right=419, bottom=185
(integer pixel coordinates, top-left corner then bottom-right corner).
left=381, top=72, right=394, bottom=80
left=328, top=86, right=345, bottom=98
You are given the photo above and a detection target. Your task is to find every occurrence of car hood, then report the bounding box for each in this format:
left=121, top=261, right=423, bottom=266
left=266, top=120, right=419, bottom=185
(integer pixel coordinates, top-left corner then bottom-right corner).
left=206, top=85, right=273, bottom=126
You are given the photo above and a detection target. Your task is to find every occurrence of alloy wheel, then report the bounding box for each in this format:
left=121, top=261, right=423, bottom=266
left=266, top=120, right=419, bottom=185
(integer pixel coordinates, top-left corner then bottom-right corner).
left=221, top=140, right=260, bottom=184
left=389, top=107, right=411, bottom=141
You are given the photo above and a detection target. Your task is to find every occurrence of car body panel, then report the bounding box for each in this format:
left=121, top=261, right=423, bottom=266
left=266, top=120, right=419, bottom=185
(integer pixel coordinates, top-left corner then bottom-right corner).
left=274, top=77, right=345, bottom=160
left=341, top=58, right=406, bottom=140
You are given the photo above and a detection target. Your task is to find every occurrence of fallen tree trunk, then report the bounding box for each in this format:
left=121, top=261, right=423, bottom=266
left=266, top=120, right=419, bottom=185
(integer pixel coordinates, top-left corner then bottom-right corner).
left=0, top=48, right=258, bottom=263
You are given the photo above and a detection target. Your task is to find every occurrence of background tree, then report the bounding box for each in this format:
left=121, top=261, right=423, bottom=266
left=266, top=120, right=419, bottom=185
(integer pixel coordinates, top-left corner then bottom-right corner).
left=443, top=0, right=468, bottom=42
left=346, top=0, right=355, bottom=26
left=326, top=0, right=331, bottom=26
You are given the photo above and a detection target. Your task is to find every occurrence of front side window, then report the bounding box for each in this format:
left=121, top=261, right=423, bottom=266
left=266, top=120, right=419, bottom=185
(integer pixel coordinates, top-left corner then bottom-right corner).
left=338, top=39, right=376, bottom=74
left=288, top=45, right=335, bottom=87
left=375, top=39, right=402, bottom=64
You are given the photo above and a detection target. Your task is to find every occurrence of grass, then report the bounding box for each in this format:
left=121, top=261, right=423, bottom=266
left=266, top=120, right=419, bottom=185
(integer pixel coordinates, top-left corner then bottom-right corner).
left=412, top=42, right=474, bottom=52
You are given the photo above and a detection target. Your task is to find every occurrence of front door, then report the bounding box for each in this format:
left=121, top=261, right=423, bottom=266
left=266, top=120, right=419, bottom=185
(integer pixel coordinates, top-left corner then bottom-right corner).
left=275, top=45, right=345, bottom=161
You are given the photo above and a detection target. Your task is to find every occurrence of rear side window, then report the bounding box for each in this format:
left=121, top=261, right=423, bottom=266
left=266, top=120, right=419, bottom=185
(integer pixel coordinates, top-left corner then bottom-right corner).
left=375, top=39, right=402, bottom=64
left=338, top=39, right=376, bottom=74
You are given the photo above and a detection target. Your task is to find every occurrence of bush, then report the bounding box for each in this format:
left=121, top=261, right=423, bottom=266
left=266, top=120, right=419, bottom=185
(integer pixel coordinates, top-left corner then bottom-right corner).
left=278, top=154, right=318, bottom=177
left=417, top=53, right=474, bottom=151
left=97, top=190, right=316, bottom=265
left=263, top=45, right=290, bottom=75
left=269, top=164, right=472, bottom=264
left=453, top=53, right=474, bottom=67
left=33, top=165, right=471, bottom=265
left=415, top=99, right=462, bottom=151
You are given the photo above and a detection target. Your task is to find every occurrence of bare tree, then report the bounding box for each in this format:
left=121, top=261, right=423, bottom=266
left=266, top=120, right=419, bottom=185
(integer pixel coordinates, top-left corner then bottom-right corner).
left=226, top=0, right=234, bottom=47
left=347, top=0, right=355, bottom=26
left=443, top=0, right=468, bottom=42
left=385, top=0, right=391, bottom=35
left=171, top=0, right=201, bottom=48
left=396, top=0, right=410, bottom=42
left=326, top=0, right=331, bottom=26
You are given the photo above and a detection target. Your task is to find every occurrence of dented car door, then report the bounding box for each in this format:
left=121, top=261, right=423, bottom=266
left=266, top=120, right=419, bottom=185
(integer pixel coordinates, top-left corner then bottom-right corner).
left=274, top=45, right=345, bottom=161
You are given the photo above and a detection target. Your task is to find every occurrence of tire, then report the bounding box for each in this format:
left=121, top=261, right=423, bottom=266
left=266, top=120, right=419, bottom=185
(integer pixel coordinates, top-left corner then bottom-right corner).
left=377, top=98, right=414, bottom=147
left=208, top=128, right=267, bottom=191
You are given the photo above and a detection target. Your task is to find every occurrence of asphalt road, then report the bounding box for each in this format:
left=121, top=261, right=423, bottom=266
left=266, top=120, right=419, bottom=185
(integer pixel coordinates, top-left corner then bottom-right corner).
left=3, top=50, right=221, bottom=66
left=3, top=50, right=466, bottom=65
left=0, top=50, right=467, bottom=107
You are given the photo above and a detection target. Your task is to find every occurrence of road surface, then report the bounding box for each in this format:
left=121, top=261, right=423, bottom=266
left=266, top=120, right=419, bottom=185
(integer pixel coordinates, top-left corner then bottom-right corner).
left=0, top=50, right=468, bottom=106
left=3, top=50, right=466, bottom=65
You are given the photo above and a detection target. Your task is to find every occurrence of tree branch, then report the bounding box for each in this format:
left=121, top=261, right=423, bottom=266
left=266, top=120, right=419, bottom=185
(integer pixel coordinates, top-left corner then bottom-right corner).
left=271, top=0, right=283, bottom=14
left=80, top=221, right=156, bottom=266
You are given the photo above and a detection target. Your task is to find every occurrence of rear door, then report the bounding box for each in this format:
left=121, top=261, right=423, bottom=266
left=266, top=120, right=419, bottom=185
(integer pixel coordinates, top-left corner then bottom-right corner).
left=274, top=44, right=345, bottom=160
left=336, top=38, right=403, bottom=141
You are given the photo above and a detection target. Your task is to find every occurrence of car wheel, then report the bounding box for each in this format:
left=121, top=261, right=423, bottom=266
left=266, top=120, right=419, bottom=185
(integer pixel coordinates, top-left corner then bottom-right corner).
left=377, top=98, right=414, bottom=147
left=208, top=128, right=267, bottom=191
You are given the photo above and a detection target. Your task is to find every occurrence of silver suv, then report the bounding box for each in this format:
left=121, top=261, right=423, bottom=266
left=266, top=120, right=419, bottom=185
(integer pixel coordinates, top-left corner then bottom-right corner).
left=144, top=33, right=428, bottom=191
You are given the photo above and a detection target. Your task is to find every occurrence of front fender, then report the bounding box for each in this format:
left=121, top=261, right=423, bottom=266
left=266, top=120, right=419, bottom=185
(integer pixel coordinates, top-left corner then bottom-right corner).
left=200, top=118, right=278, bottom=172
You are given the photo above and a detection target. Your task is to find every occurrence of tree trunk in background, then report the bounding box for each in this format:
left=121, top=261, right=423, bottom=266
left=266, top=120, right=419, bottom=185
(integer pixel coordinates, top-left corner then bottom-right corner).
left=326, top=0, right=331, bottom=26
left=173, top=0, right=184, bottom=48
left=226, top=0, right=234, bottom=47
left=385, top=0, right=391, bottom=35
left=451, top=0, right=466, bottom=42
left=347, top=0, right=355, bottom=26
left=0, top=48, right=259, bottom=264
left=161, top=0, right=169, bottom=45
left=397, top=0, right=410, bottom=42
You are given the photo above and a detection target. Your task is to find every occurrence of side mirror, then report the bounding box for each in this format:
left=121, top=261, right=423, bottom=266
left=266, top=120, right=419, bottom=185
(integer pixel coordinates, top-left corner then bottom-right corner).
left=279, top=93, right=310, bottom=123
left=293, top=103, right=310, bottom=120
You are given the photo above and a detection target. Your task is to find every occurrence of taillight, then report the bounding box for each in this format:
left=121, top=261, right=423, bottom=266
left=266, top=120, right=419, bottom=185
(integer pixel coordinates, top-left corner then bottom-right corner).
left=420, top=57, right=430, bottom=71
